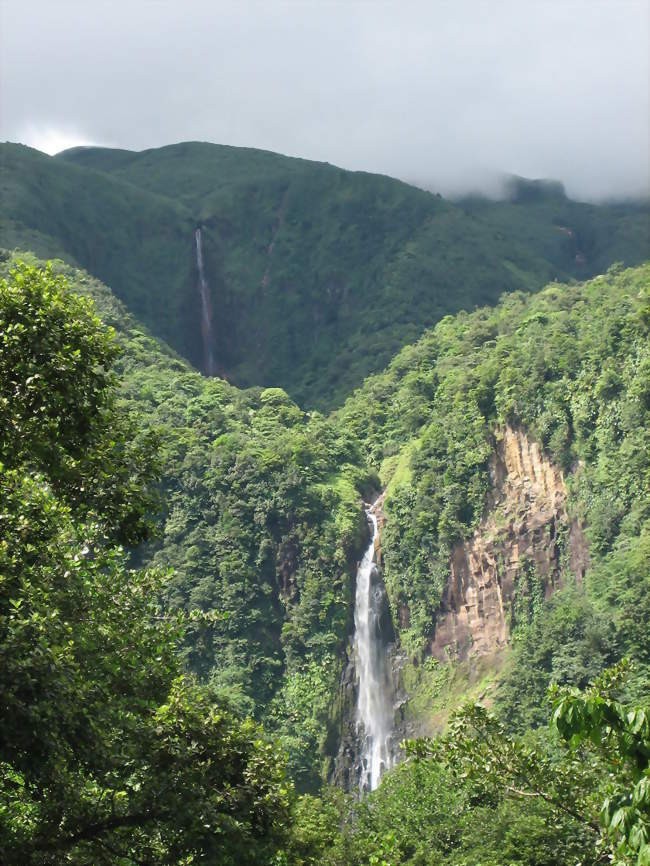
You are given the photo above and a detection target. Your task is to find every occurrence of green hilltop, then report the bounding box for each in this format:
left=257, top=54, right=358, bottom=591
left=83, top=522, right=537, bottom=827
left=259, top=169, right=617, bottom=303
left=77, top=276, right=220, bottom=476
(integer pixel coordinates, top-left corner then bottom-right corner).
left=2, top=140, right=648, bottom=408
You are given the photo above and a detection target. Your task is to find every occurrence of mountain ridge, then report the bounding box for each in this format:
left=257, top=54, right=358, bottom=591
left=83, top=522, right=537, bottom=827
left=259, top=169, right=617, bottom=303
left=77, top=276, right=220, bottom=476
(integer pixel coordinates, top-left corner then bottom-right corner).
left=2, top=140, right=649, bottom=409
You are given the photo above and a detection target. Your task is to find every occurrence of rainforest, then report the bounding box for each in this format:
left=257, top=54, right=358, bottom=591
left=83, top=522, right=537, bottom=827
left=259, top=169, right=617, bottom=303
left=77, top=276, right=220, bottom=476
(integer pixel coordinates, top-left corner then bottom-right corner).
left=0, top=138, right=649, bottom=866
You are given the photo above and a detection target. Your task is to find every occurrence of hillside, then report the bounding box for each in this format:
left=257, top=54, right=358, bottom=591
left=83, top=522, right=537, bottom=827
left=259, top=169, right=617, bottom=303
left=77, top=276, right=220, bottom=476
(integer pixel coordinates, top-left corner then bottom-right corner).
left=0, top=144, right=200, bottom=356
left=2, top=250, right=648, bottom=864
left=336, top=261, right=649, bottom=733
left=2, top=141, right=648, bottom=408
left=0, top=250, right=378, bottom=790
left=3, top=248, right=647, bottom=782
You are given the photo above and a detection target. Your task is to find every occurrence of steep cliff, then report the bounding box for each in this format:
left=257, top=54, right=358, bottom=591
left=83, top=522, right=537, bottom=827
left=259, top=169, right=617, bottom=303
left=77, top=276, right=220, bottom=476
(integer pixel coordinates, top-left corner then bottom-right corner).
left=430, top=426, right=589, bottom=661
left=331, top=428, right=593, bottom=782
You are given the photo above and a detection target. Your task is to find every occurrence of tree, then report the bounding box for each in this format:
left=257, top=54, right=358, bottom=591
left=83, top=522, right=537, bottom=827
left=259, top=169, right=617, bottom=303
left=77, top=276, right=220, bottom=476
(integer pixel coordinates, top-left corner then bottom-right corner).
left=0, top=262, right=292, bottom=864
left=552, top=662, right=650, bottom=865
left=407, top=704, right=601, bottom=864
left=406, top=662, right=649, bottom=866
left=0, top=260, right=159, bottom=544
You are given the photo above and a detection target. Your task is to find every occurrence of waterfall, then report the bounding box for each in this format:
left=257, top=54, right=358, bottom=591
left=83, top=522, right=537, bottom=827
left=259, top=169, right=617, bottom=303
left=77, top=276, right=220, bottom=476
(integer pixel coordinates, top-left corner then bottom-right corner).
left=194, top=228, right=217, bottom=376
left=354, top=504, right=395, bottom=792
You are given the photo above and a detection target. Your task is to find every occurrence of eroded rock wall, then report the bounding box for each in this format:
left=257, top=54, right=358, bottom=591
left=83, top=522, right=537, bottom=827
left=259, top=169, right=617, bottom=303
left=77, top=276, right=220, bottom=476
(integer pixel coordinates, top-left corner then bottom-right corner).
left=430, top=426, right=589, bottom=661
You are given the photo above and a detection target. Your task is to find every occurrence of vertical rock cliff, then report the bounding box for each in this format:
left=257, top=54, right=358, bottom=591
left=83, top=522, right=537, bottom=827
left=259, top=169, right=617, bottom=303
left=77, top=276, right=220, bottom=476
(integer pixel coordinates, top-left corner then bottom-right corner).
left=430, top=426, right=589, bottom=661
left=331, top=428, right=590, bottom=786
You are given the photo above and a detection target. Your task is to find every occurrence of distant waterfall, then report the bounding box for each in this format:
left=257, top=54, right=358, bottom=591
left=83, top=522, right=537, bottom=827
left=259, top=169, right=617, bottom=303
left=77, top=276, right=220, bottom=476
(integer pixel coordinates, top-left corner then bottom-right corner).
left=194, top=228, right=217, bottom=376
left=354, top=505, right=395, bottom=792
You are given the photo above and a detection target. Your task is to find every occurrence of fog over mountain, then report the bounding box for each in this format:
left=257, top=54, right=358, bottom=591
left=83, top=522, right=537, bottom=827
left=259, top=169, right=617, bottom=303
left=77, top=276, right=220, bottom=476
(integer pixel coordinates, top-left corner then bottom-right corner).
left=1, top=0, right=648, bottom=201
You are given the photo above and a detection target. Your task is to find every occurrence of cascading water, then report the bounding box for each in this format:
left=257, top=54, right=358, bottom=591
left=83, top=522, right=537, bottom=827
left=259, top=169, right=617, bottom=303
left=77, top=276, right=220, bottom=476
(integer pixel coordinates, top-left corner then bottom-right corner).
left=194, top=228, right=217, bottom=376
left=354, top=504, right=395, bottom=792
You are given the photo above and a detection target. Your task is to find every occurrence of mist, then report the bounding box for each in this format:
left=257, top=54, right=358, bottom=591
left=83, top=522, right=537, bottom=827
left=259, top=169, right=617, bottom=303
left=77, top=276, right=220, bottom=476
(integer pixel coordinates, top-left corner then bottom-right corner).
left=1, top=0, right=648, bottom=201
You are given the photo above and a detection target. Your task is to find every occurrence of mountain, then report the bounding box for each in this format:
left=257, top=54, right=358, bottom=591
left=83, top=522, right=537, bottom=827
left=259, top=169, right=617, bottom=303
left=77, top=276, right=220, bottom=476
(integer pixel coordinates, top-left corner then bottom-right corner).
left=1, top=135, right=649, bottom=860
left=0, top=248, right=374, bottom=791
left=336, top=260, right=650, bottom=732
left=2, top=247, right=649, bottom=863
left=2, top=141, right=648, bottom=408
left=3, top=247, right=647, bottom=786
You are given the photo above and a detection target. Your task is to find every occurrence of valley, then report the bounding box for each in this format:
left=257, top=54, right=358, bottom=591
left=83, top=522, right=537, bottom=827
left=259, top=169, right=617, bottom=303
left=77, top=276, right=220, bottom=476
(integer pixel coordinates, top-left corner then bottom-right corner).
left=2, top=141, right=648, bottom=409
left=1, top=141, right=648, bottom=865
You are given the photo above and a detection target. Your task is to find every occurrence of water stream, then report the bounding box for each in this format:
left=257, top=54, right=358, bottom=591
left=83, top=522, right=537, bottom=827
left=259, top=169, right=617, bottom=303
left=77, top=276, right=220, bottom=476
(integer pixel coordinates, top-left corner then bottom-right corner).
left=194, top=228, right=217, bottom=376
left=354, top=504, right=395, bottom=792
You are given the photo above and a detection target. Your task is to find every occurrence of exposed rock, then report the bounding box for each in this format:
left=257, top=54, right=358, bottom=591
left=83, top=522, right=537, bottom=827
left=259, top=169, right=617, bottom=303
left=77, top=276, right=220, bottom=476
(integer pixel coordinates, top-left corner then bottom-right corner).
left=276, top=537, right=299, bottom=599
left=372, top=490, right=387, bottom=566
left=330, top=431, right=590, bottom=788
left=328, top=655, right=359, bottom=791
left=430, top=426, right=589, bottom=661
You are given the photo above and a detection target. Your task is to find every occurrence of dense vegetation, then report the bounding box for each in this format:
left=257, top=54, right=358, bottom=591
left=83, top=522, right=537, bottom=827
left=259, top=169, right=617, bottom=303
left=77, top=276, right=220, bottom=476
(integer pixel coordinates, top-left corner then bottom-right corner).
left=1, top=246, right=648, bottom=863
left=0, top=263, right=291, bottom=864
left=0, top=251, right=378, bottom=793
left=287, top=665, right=649, bottom=866
left=2, top=141, right=648, bottom=408
left=336, top=261, right=649, bottom=681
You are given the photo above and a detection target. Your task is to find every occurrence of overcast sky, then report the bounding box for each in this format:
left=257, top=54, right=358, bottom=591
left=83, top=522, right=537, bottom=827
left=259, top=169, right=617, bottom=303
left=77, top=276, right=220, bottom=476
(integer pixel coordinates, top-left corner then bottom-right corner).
left=1, top=0, right=648, bottom=200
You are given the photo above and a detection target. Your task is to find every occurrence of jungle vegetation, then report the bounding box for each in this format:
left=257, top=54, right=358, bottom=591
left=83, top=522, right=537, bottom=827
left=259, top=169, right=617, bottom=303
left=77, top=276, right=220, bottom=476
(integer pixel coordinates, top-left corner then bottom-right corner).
left=0, top=247, right=648, bottom=863
left=2, top=141, right=649, bottom=408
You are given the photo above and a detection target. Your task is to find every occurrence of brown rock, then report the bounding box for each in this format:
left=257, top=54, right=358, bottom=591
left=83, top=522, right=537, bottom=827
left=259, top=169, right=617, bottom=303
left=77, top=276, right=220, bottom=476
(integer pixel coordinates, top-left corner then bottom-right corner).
left=430, top=426, right=588, bottom=662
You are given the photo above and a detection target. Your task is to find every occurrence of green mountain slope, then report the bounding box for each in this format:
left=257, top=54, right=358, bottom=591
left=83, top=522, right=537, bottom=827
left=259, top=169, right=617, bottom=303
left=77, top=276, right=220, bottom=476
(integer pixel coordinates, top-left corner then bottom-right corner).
left=337, top=261, right=650, bottom=727
left=2, top=248, right=648, bottom=808
left=0, top=144, right=206, bottom=362
left=0, top=249, right=379, bottom=790
left=2, top=141, right=648, bottom=408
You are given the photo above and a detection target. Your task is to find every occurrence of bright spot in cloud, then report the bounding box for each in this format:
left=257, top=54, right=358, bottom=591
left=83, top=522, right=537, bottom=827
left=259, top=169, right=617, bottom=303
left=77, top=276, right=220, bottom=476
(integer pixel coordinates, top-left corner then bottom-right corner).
left=19, top=126, right=98, bottom=155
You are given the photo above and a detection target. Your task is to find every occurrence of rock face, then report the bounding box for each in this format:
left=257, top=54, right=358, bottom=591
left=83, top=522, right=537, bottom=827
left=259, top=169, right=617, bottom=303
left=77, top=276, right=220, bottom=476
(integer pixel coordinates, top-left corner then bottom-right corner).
left=330, top=433, right=590, bottom=787
left=430, top=426, right=589, bottom=661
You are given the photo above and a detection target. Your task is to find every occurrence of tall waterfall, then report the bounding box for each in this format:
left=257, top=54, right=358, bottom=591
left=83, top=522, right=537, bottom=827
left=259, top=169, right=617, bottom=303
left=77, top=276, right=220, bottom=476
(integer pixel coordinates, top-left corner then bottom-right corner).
left=354, top=504, right=395, bottom=792
left=194, top=228, right=217, bottom=376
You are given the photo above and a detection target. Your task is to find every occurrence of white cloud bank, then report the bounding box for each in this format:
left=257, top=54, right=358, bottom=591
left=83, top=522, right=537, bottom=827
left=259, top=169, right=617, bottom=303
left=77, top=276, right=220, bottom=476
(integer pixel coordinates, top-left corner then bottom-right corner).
left=1, top=0, right=648, bottom=201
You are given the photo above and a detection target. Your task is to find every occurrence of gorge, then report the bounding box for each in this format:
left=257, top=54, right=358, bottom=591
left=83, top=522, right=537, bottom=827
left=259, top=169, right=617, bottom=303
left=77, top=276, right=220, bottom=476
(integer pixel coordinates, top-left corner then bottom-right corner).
left=1, top=145, right=648, bottom=864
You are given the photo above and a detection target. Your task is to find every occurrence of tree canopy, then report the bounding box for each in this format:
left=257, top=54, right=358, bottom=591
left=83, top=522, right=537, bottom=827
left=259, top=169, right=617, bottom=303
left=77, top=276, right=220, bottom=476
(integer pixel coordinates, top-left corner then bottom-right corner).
left=0, top=262, right=292, bottom=864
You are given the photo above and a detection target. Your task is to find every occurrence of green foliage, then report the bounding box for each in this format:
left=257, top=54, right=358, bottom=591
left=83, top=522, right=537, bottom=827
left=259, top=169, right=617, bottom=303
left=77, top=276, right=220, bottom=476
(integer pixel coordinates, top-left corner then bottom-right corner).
left=0, top=261, right=159, bottom=544
left=284, top=788, right=353, bottom=866
left=407, top=702, right=601, bottom=833
left=0, top=263, right=292, bottom=864
left=349, top=663, right=649, bottom=866
left=5, top=253, right=647, bottom=791
left=282, top=667, right=649, bottom=866
left=267, top=655, right=341, bottom=790
left=135, top=372, right=371, bottom=784
left=2, top=141, right=648, bottom=409
left=2, top=247, right=648, bottom=863
left=285, top=720, right=596, bottom=865
left=551, top=662, right=650, bottom=865
left=494, top=584, right=618, bottom=731
left=0, top=253, right=375, bottom=789
left=338, top=263, right=650, bottom=669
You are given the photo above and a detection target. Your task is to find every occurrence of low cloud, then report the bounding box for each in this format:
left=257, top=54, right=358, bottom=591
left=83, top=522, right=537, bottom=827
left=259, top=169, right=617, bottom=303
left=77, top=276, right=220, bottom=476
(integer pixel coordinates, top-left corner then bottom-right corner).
left=1, top=0, right=648, bottom=201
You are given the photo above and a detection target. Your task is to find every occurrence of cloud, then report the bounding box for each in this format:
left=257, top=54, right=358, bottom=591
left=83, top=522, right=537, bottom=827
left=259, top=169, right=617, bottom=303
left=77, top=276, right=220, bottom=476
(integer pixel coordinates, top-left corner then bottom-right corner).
left=1, top=0, right=648, bottom=200
left=16, top=125, right=99, bottom=156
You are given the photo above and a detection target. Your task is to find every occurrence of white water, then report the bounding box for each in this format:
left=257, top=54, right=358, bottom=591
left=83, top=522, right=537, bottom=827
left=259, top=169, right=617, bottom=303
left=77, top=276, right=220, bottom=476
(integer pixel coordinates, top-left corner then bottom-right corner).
left=194, top=228, right=217, bottom=376
left=354, top=505, right=394, bottom=792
